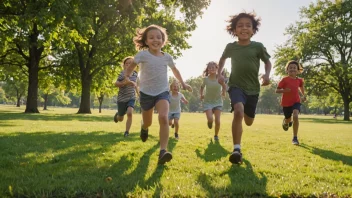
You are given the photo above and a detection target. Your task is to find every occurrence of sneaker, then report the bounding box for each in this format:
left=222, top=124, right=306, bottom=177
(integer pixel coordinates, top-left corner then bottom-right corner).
left=171, top=124, right=175, bottom=128
left=207, top=122, right=213, bottom=129
left=114, top=112, right=119, bottom=123
left=124, top=131, right=129, bottom=137
left=158, top=150, right=172, bottom=164
left=140, top=127, right=148, bottom=142
left=289, top=122, right=293, bottom=127
left=175, top=133, right=179, bottom=140
left=214, top=135, right=219, bottom=141
left=282, top=119, right=289, bottom=131
left=292, top=137, right=299, bottom=145
left=229, top=148, right=242, bottom=164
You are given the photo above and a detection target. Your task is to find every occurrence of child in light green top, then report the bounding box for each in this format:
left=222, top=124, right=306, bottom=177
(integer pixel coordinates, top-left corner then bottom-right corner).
left=200, top=61, right=226, bottom=141
left=217, top=12, right=272, bottom=164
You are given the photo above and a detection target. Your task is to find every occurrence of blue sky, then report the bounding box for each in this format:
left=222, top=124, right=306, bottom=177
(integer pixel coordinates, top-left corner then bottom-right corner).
left=173, top=0, right=315, bottom=80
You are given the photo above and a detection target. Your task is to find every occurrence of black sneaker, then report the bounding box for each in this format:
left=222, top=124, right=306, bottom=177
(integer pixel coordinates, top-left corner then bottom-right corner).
left=140, top=127, right=148, bottom=142
left=114, top=112, right=119, bottom=123
left=124, top=131, right=129, bottom=137
left=289, top=122, right=293, bottom=127
left=214, top=135, right=219, bottom=141
left=158, top=149, right=172, bottom=164
left=175, top=133, right=179, bottom=140
left=292, top=137, right=299, bottom=145
left=207, top=122, right=213, bottom=129
left=282, top=119, right=289, bottom=131
left=229, top=148, right=242, bottom=164
left=171, top=124, right=175, bottom=128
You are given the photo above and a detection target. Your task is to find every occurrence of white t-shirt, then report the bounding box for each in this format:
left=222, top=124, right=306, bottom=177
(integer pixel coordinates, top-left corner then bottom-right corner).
left=169, top=92, right=183, bottom=113
left=134, top=50, right=175, bottom=96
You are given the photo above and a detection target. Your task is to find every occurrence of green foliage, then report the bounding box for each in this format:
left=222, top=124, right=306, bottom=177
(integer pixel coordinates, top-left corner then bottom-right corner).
left=274, top=0, right=352, bottom=120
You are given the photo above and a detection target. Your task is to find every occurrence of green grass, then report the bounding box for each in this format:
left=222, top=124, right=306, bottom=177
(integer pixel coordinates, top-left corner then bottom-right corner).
left=0, top=105, right=351, bottom=197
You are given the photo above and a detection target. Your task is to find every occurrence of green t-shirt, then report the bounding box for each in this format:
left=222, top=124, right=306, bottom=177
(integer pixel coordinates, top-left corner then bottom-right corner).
left=221, top=41, right=270, bottom=95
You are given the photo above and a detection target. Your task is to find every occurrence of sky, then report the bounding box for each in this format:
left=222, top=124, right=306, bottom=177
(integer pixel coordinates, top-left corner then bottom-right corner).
left=173, top=0, right=315, bottom=80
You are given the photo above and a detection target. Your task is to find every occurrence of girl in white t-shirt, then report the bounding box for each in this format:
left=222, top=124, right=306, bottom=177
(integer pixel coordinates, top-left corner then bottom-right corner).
left=168, top=80, right=188, bottom=140
left=124, top=24, right=192, bottom=165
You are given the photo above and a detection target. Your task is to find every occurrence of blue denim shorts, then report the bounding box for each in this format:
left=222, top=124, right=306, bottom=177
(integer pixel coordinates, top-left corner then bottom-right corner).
left=168, top=112, right=181, bottom=120
left=140, top=91, right=170, bottom=111
left=283, top=103, right=301, bottom=119
left=117, top=99, right=135, bottom=116
left=228, top=87, right=259, bottom=118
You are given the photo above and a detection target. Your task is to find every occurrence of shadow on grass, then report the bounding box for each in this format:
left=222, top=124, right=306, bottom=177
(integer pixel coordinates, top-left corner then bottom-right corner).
left=0, top=111, right=115, bottom=122
left=300, top=117, right=352, bottom=124
left=197, top=159, right=267, bottom=197
left=195, top=139, right=228, bottom=162
left=0, top=131, right=174, bottom=197
left=300, top=143, right=352, bottom=166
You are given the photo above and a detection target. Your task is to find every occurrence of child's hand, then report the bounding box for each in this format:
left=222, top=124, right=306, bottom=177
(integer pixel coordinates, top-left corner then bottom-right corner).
left=218, top=75, right=225, bottom=84
left=221, top=91, right=226, bottom=98
left=260, top=74, right=270, bottom=86
left=182, top=84, right=193, bottom=92
left=301, top=95, right=307, bottom=102
left=200, top=95, right=204, bottom=100
left=283, top=88, right=291, bottom=93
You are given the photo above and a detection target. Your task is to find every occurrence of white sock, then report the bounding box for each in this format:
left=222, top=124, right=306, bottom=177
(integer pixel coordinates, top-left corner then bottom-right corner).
left=234, top=144, right=241, bottom=150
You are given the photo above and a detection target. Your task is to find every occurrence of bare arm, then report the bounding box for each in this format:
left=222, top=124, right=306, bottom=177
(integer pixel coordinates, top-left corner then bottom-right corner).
left=217, top=57, right=226, bottom=84
left=299, top=83, right=306, bottom=101
left=200, top=85, right=205, bottom=100
left=181, top=95, right=189, bottom=104
left=261, top=60, right=272, bottom=86
left=171, top=67, right=192, bottom=92
left=276, top=87, right=291, bottom=93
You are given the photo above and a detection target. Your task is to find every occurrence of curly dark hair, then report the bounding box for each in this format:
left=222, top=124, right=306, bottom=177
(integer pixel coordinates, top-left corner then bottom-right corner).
left=285, top=60, right=304, bottom=74
left=202, top=61, right=218, bottom=77
left=226, top=12, right=261, bottom=37
left=133, top=24, right=168, bottom=50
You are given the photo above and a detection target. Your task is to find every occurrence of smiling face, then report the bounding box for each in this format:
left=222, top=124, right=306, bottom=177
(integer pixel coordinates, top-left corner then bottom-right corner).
left=287, top=63, right=299, bottom=77
left=234, top=17, right=254, bottom=42
left=170, top=81, right=179, bottom=92
left=145, top=29, right=164, bottom=52
left=207, top=63, right=218, bottom=75
left=123, top=58, right=133, bottom=70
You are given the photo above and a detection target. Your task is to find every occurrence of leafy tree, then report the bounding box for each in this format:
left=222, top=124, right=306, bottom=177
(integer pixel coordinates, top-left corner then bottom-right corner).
left=257, top=81, right=281, bottom=114
left=58, top=0, right=210, bottom=114
left=0, top=0, right=67, bottom=113
left=274, top=0, right=352, bottom=120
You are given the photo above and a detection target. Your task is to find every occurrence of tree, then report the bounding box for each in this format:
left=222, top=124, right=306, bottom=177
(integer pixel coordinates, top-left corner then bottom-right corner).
left=274, top=0, right=352, bottom=120
left=0, top=0, right=67, bottom=113
left=59, top=0, right=210, bottom=114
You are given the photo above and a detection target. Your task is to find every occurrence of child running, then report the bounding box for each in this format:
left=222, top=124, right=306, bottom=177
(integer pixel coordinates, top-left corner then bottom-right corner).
left=169, top=80, right=189, bottom=140
left=114, top=56, right=139, bottom=137
left=276, top=60, right=306, bottom=145
left=124, top=24, right=192, bottom=164
left=200, top=61, right=226, bottom=141
left=217, top=12, right=272, bottom=164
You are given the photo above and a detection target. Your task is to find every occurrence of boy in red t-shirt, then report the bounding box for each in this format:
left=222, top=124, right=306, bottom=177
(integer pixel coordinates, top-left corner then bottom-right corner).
left=276, top=60, right=306, bottom=145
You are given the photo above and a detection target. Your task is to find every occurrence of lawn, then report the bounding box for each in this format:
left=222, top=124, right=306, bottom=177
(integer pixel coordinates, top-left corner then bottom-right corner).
left=0, top=105, right=351, bottom=197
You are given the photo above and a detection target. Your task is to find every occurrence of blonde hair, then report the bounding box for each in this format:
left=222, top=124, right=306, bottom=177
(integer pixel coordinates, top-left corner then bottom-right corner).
left=169, top=80, right=179, bottom=91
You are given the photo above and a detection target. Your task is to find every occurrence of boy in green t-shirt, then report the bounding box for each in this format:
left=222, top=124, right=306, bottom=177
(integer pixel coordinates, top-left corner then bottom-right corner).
left=218, top=12, right=272, bottom=164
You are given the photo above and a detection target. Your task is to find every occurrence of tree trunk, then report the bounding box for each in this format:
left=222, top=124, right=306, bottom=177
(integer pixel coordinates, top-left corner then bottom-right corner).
left=43, top=93, right=48, bottom=110
left=78, top=77, right=92, bottom=114
left=342, top=94, right=350, bottom=121
left=25, top=23, right=43, bottom=113
left=98, top=93, right=104, bottom=113
left=16, top=97, right=21, bottom=107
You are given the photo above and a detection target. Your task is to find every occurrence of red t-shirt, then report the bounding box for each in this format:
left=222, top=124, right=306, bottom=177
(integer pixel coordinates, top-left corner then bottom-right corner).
left=278, top=76, right=304, bottom=107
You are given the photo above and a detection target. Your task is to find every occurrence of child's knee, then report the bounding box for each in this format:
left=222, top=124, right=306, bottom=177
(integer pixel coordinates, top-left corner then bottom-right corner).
left=158, top=114, right=168, bottom=124
left=233, top=108, right=244, bottom=119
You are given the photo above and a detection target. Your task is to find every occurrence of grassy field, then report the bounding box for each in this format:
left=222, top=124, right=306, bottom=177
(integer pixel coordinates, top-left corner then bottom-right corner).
left=0, top=105, right=351, bottom=197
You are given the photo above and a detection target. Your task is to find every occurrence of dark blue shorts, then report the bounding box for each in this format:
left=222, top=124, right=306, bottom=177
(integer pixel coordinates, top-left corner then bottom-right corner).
left=228, top=87, right=259, bottom=118
left=283, top=103, right=301, bottom=119
left=117, top=99, right=135, bottom=116
left=140, top=91, right=170, bottom=111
